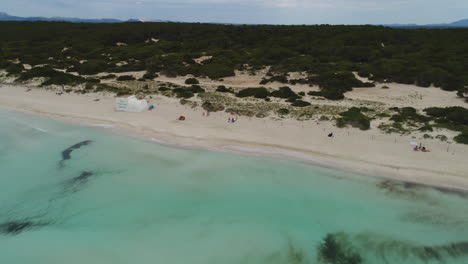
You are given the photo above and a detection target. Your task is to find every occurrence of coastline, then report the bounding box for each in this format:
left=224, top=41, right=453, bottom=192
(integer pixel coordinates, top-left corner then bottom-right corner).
left=1, top=83, right=468, bottom=192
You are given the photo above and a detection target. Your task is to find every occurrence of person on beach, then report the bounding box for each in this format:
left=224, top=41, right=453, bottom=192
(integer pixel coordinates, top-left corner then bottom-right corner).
left=227, top=117, right=231, bottom=123
left=328, top=132, right=334, bottom=138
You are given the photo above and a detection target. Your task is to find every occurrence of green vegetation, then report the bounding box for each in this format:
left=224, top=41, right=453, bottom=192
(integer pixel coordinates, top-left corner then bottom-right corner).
left=142, top=71, right=158, bottom=80
left=389, top=107, right=431, bottom=123
left=260, top=74, right=288, bottom=85
left=100, top=74, right=116, bottom=79
left=5, top=63, right=24, bottom=75
left=18, top=66, right=86, bottom=85
left=270, top=86, right=298, bottom=99
left=423, top=106, right=468, bottom=144
left=1, top=22, right=467, bottom=98
left=336, top=107, right=371, bottom=130
left=236, top=87, right=270, bottom=99
left=308, top=72, right=375, bottom=100
left=277, top=108, right=290, bottom=115
left=215, top=85, right=234, bottom=93
left=116, top=75, right=136, bottom=81
left=291, top=100, right=311, bottom=107
left=184, top=77, right=199, bottom=84
left=201, top=101, right=225, bottom=112
left=454, top=133, right=468, bottom=144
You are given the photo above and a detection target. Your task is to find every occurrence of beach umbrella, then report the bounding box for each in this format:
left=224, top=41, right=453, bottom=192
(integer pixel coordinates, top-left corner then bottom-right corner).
left=410, top=142, right=418, bottom=146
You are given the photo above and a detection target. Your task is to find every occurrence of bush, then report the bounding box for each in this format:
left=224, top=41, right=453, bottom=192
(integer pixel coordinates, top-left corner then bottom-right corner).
left=236, top=87, right=270, bottom=99
left=391, top=107, right=431, bottom=123
left=86, top=78, right=101, bottom=83
left=271, top=86, right=297, bottom=99
left=454, top=132, right=468, bottom=144
left=202, top=101, right=224, bottom=112
left=189, top=85, right=205, bottom=93
left=200, top=64, right=234, bottom=79
left=216, top=85, right=234, bottom=93
left=143, top=72, right=158, bottom=79
left=260, top=74, right=288, bottom=84
left=277, top=108, right=290, bottom=115
left=390, top=114, right=404, bottom=122
left=423, top=134, right=433, bottom=139
left=158, top=86, right=170, bottom=91
left=419, top=125, right=433, bottom=132
left=185, top=77, right=199, bottom=84
left=19, top=66, right=86, bottom=85
left=425, top=107, right=468, bottom=125
left=319, top=115, right=330, bottom=121
left=6, top=63, right=24, bottom=75
left=436, top=135, right=448, bottom=141
left=117, top=75, right=136, bottom=81
left=336, top=107, right=371, bottom=130
left=100, top=74, right=116, bottom=79
left=176, top=90, right=194, bottom=98
left=291, top=100, right=311, bottom=107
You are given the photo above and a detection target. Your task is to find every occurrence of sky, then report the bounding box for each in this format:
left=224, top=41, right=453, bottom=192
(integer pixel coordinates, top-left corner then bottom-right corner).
left=2, top=0, right=468, bottom=25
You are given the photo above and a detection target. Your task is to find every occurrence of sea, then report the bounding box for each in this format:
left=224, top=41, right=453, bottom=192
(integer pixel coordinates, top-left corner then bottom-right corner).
left=1, top=109, right=467, bottom=264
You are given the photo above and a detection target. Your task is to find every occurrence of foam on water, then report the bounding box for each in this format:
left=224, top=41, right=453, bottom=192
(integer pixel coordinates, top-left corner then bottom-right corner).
left=1, top=109, right=468, bottom=264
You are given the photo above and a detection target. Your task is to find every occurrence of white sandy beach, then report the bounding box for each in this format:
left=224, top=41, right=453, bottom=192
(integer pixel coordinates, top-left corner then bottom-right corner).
left=1, top=83, right=467, bottom=190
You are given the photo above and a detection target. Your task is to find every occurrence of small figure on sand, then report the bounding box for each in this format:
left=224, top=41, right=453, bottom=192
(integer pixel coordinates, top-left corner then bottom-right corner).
left=227, top=117, right=238, bottom=123
left=328, top=132, right=334, bottom=138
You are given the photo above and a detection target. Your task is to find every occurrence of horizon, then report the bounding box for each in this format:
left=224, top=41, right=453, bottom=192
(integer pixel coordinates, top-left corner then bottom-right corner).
left=2, top=0, right=468, bottom=25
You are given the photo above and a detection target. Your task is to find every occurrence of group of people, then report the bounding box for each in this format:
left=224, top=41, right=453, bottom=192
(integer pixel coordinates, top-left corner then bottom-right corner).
left=413, top=143, right=430, bottom=152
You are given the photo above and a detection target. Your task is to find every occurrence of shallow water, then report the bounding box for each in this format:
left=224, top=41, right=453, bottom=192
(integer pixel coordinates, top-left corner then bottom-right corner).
left=1, top=109, right=468, bottom=264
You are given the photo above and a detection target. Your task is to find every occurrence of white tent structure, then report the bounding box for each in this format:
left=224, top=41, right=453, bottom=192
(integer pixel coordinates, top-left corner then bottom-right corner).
left=115, top=96, right=148, bottom=112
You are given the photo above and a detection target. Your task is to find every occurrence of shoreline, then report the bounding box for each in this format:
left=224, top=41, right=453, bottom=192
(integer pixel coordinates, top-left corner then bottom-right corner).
left=1, top=83, right=468, bottom=192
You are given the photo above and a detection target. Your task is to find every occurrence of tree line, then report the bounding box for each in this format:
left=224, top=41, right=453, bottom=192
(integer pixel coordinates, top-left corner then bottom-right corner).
left=0, top=21, right=467, bottom=100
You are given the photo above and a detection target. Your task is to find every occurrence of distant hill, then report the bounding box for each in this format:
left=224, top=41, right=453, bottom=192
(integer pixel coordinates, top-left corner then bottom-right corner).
left=0, top=12, right=122, bottom=23
left=384, top=19, right=468, bottom=28
left=0, top=12, right=467, bottom=27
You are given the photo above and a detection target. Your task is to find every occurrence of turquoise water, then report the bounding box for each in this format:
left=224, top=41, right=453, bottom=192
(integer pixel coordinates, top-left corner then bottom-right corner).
left=1, top=109, right=467, bottom=264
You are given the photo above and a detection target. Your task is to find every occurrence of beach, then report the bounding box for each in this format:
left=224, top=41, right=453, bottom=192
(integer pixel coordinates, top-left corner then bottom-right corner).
left=1, top=83, right=467, bottom=190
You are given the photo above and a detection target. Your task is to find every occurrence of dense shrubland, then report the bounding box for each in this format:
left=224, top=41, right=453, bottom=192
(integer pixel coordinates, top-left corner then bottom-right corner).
left=376, top=106, right=468, bottom=144
left=0, top=21, right=467, bottom=100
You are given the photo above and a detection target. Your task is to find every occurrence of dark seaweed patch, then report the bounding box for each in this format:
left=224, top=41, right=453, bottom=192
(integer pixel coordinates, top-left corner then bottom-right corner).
left=343, top=232, right=468, bottom=263
left=62, top=171, right=95, bottom=194
left=59, top=140, right=92, bottom=167
left=317, top=233, right=363, bottom=264
left=0, top=220, right=46, bottom=235
left=377, top=179, right=468, bottom=200
left=287, top=241, right=305, bottom=264
left=71, top=171, right=94, bottom=184
left=376, top=180, right=436, bottom=204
